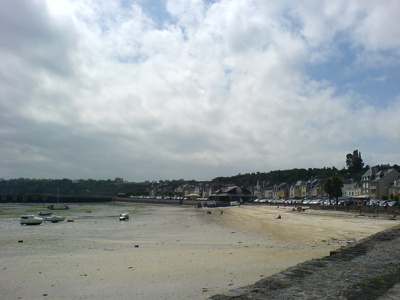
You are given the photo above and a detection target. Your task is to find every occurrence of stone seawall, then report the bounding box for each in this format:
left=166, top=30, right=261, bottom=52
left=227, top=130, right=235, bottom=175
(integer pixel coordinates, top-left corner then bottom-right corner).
left=313, top=205, right=400, bottom=216
left=115, top=197, right=199, bottom=206
left=210, top=225, right=400, bottom=300
left=1, top=194, right=112, bottom=203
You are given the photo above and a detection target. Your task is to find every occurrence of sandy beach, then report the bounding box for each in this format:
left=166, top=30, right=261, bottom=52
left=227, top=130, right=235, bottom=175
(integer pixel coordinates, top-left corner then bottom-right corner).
left=0, top=203, right=398, bottom=300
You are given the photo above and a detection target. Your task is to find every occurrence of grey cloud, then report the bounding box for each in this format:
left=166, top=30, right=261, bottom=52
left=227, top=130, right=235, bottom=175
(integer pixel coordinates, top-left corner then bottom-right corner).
left=1, top=0, right=399, bottom=181
left=0, top=0, right=78, bottom=76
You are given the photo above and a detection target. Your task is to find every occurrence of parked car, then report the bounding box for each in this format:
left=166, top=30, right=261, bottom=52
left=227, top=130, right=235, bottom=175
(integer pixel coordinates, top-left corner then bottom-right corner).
left=309, top=199, right=321, bottom=205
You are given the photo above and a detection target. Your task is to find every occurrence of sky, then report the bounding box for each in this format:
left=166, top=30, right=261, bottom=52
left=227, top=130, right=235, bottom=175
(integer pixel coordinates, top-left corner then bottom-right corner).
left=1, top=0, right=399, bottom=182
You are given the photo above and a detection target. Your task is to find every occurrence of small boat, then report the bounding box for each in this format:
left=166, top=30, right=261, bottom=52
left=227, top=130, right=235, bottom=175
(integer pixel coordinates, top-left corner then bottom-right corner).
left=44, top=215, right=66, bottom=223
left=20, top=215, right=44, bottom=225
left=39, top=212, right=53, bottom=216
left=47, top=204, right=69, bottom=210
left=119, top=213, right=129, bottom=221
left=47, top=187, right=69, bottom=210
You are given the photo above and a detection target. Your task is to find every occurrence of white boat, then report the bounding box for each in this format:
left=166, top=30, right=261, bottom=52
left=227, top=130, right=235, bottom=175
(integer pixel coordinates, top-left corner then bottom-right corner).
left=44, top=215, right=66, bottom=223
left=119, top=213, right=129, bottom=221
left=20, top=215, right=44, bottom=225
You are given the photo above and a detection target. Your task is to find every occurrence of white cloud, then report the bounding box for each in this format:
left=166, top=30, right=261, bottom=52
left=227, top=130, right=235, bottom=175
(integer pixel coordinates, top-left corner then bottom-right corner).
left=353, top=0, right=400, bottom=52
left=0, top=0, right=399, bottom=181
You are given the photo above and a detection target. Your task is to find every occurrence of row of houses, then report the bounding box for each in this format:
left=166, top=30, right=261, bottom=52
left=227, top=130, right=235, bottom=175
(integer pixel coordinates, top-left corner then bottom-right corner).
left=150, top=165, right=400, bottom=201
left=255, top=166, right=400, bottom=200
left=340, top=166, right=400, bottom=200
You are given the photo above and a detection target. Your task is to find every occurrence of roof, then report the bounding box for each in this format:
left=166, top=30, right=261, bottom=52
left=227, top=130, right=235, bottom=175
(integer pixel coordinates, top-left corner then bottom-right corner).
left=211, top=186, right=253, bottom=197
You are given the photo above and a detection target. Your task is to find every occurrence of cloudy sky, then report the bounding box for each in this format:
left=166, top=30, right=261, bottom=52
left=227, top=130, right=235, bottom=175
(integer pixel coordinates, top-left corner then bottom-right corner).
left=1, top=0, right=399, bottom=182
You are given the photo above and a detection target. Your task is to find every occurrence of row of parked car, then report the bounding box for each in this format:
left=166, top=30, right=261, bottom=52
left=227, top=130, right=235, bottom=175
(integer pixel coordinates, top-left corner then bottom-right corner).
left=366, top=200, right=399, bottom=207
left=130, top=195, right=399, bottom=207
left=253, top=198, right=400, bottom=207
left=253, top=198, right=304, bottom=204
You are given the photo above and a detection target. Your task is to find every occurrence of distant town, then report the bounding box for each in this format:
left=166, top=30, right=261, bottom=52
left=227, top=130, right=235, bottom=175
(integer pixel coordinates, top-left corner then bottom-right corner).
left=1, top=151, right=399, bottom=204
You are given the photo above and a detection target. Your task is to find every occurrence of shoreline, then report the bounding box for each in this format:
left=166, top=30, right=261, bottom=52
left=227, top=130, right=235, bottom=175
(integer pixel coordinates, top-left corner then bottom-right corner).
left=0, top=203, right=398, bottom=299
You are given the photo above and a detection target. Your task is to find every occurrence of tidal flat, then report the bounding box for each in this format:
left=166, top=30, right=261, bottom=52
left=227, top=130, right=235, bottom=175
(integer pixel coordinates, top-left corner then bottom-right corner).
left=0, top=203, right=398, bottom=299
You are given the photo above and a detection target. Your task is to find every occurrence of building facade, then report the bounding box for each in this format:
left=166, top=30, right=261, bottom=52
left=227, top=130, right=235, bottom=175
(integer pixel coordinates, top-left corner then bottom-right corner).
left=361, top=167, right=400, bottom=199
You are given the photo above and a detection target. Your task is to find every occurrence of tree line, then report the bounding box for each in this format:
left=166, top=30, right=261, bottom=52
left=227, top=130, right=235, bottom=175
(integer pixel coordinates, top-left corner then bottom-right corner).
left=1, top=150, right=398, bottom=197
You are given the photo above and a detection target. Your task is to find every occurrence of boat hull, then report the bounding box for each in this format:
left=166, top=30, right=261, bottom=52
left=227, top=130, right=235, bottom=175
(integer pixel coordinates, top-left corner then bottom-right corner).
left=20, top=215, right=44, bottom=225
left=39, top=212, right=53, bottom=216
left=119, top=213, right=129, bottom=221
left=47, top=205, right=69, bottom=210
left=44, top=216, right=66, bottom=223
left=20, top=221, right=43, bottom=225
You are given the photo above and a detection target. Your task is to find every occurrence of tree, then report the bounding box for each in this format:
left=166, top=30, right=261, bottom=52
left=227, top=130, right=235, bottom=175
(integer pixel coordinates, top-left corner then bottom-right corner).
left=346, top=150, right=364, bottom=172
left=323, top=176, right=343, bottom=205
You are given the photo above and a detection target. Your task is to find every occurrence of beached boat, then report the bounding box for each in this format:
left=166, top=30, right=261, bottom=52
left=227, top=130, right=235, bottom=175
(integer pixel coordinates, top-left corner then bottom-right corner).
left=39, top=212, right=53, bottom=216
left=119, top=213, right=129, bottom=221
left=47, top=204, right=69, bottom=210
left=43, top=215, right=66, bottom=223
left=47, top=188, right=70, bottom=210
left=20, top=215, right=44, bottom=225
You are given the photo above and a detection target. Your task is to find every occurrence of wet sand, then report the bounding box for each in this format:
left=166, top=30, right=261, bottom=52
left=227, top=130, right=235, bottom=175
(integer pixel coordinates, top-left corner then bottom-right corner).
left=0, top=203, right=398, bottom=299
